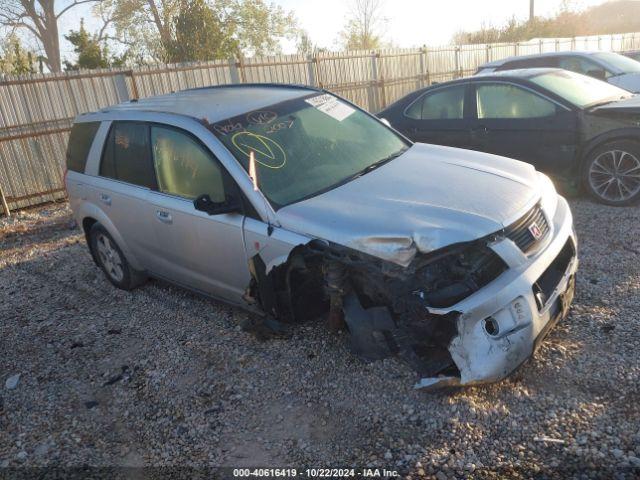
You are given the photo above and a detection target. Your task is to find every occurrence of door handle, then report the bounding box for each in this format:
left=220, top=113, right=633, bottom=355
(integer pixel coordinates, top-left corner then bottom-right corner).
left=99, top=193, right=111, bottom=206
left=471, top=125, right=489, bottom=134
left=156, top=210, right=173, bottom=224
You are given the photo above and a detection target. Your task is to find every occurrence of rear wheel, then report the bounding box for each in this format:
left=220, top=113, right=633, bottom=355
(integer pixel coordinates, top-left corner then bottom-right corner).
left=89, top=223, right=146, bottom=290
left=583, top=141, right=640, bottom=206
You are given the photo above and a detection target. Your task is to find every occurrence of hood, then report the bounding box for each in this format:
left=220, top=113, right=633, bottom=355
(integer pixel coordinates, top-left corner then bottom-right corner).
left=276, top=143, right=541, bottom=267
left=608, top=73, right=640, bottom=93
left=590, top=94, right=640, bottom=114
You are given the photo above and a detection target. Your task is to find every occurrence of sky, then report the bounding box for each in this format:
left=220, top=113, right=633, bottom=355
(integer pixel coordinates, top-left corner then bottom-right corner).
left=54, top=0, right=609, bottom=63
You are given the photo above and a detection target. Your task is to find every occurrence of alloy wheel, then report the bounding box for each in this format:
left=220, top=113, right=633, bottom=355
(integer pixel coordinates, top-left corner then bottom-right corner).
left=96, top=233, right=124, bottom=282
left=588, top=149, right=640, bottom=203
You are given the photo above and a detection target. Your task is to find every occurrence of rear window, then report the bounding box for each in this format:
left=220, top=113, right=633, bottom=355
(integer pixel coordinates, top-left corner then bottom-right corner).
left=66, top=122, right=100, bottom=172
left=100, top=122, right=156, bottom=189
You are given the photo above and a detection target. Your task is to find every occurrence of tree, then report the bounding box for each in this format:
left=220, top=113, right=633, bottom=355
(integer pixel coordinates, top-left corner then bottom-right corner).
left=452, top=0, right=640, bottom=45
left=101, top=0, right=297, bottom=63
left=0, top=34, right=37, bottom=74
left=338, top=0, right=387, bottom=50
left=296, top=30, right=315, bottom=56
left=230, top=0, right=297, bottom=57
left=0, top=0, right=99, bottom=72
left=63, top=18, right=126, bottom=70
left=166, top=0, right=238, bottom=63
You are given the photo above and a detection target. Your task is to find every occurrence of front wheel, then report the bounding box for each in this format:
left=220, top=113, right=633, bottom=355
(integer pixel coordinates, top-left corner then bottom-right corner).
left=583, top=141, right=640, bottom=206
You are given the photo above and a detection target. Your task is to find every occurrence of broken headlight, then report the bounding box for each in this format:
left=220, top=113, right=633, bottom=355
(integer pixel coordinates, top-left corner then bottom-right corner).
left=413, top=243, right=507, bottom=309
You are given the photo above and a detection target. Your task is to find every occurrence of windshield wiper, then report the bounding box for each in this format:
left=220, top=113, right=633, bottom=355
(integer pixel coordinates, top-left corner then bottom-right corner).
left=350, top=148, right=408, bottom=180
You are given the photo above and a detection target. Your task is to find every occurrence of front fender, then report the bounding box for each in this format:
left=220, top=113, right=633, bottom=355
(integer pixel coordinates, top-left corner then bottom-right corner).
left=580, top=127, right=640, bottom=161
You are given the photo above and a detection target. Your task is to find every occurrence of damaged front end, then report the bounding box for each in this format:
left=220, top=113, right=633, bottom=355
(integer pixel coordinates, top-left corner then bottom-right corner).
left=245, top=233, right=513, bottom=387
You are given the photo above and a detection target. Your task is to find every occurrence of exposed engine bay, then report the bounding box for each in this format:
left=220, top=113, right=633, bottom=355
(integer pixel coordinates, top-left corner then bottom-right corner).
left=244, top=236, right=509, bottom=384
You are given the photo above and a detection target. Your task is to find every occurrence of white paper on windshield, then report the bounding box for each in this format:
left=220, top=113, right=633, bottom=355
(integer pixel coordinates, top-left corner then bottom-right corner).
left=305, top=94, right=355, bottom=121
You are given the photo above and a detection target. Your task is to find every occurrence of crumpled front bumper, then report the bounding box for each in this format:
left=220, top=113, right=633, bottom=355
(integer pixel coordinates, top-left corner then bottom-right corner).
left=417, top=195, right=578, bottom=387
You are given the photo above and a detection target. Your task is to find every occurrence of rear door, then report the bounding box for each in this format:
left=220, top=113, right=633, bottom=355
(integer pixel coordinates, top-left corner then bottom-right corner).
left=86, top=121, right=158, bottom=268
left=146, top=124, right=250, bottom=303
left=399, top=84, right=478, bottom=150
left=468, top=81, right=579, bottom=175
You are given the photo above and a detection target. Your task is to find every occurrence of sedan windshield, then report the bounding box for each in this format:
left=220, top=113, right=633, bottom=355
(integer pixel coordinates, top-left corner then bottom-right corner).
left=529, top=70, right=632, bottom=108
left=592, top=52, right=640, bottom=75
left=210, top=93, right=409, bottom=208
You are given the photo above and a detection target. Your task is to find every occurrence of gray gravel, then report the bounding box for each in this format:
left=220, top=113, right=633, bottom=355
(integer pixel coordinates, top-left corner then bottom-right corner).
left=1, top=199, right=639, bottom=478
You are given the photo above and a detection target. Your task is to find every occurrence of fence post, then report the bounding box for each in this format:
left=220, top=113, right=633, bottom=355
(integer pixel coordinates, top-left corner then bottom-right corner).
left=539, top=39, right=544, bottom=53
left=0, top=183, right=9, bottom=217
left=306, top=54, right=317, bottom=87
left=418, top=47, right=427, bottom=89
left=127, top=70, right=140, bottom=100
left=229, top=57, right=241, bottom=84
left=486, top=44, right=491, bottom=63
left=368, top=51, right=380, bottom=112
left=598, top=36, right=602, bottom=51
left=454, top=46, right=460, bottom=78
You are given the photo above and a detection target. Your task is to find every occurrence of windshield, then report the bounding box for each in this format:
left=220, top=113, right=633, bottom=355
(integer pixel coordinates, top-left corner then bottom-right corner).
left=529, top=70, right=632, bottom=108
left=592, top=52, right=640, bottom=74
left=210, top=93, right=409, bottom=208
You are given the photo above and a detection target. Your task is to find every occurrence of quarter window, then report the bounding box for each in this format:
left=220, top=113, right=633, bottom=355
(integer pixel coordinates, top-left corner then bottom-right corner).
left=66, top=122, right=100, bottom=173
left=151, top=126, right=226, bottom=202
left=476, top=84, right=556, bottom=119
left=100, top=122, right=156, bottom=189
left=406, top=85, right=466, bottom=120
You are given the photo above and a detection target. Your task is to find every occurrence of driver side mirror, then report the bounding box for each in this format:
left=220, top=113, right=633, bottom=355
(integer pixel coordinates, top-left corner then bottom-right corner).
left=586, top=69, right=607, bottom=81
left=194, top=193, right=241, bottom=216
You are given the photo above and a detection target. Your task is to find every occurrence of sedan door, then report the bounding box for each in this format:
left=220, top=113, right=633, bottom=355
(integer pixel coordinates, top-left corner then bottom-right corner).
left=468, top=82, right=580, bottom=177
left=398, top=84, right=479, bottom=150
left=146, top=124, right=251, bottom=303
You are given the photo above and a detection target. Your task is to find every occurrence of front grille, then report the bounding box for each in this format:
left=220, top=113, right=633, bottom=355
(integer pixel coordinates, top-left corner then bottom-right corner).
left=505, top=204, right=550, bottom=255
left=532, top=238, right=576, bottom=310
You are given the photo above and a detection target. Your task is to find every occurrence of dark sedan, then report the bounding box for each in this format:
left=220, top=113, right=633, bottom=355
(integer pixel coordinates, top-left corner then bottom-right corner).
left=379, top=69, right=640, bottom=206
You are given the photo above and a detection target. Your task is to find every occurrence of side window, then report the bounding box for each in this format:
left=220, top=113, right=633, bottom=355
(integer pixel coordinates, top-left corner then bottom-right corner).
left=405, top=85, right=465, bottom=120
left=501, top=57, right=557, bottom=70
left=558, top=56, right=610, bottom=78
left=476, top=84, right=557, bottom=119
left=100, top=122, right=156, bottom=189
left=66, top=122, right=100, bottom=173
left=151, top=126, right=226, bottom=202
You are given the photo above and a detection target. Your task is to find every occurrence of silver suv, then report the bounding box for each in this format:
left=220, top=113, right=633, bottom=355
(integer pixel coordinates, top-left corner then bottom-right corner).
left=66, top=84, right=578, bottom=387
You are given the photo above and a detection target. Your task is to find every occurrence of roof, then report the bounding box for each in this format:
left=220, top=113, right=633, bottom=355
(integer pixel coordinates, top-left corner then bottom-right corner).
left=480, top=50, right=602, bottom=68
left=480, top=67, right=563, bottom=79
left=422, top=68, right=562, bottom=89
left=98, top=84, right=317, bottom=122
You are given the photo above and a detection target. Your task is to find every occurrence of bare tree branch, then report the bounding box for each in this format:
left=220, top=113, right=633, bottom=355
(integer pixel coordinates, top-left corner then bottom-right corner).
left=55, top=0, right=100, bottom=19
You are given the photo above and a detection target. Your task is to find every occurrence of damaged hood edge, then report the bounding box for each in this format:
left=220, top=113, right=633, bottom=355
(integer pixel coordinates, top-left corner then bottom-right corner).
left=276, top=143, right=542, bottom=267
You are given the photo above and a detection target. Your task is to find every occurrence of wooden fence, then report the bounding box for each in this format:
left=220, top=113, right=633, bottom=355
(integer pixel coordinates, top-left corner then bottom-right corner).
left=1, top=32, right=640, bottom=215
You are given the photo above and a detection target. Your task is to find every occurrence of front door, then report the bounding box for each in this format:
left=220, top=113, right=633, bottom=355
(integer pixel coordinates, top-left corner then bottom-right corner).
left=146, top=124, right=250, bottom=303
left=400, top=84, right=479, bottom=150
left=469, top=82, right=579, bottom=177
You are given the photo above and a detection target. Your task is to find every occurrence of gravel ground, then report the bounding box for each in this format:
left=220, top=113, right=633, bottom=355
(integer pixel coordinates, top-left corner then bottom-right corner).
left=1, top=199, right=639, bottom=479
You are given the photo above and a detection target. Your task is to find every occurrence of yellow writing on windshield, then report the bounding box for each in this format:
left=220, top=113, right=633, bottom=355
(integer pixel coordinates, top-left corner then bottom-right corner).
left=231, top=132, right=287, bottom=169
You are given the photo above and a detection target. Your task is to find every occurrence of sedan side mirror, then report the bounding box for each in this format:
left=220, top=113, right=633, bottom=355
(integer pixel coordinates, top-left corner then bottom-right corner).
left=194, top=193, right=241, bottom=216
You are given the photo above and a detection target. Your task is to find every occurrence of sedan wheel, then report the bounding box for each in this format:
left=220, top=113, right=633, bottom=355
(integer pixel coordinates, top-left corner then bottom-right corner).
left=586, top=144, right=640, bottom=205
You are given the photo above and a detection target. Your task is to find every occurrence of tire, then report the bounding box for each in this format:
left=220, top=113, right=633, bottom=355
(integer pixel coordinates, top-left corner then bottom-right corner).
left=583, top=140, right=640, bottom=206
left=89, top=223, right=147, bottom=290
